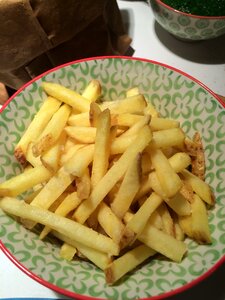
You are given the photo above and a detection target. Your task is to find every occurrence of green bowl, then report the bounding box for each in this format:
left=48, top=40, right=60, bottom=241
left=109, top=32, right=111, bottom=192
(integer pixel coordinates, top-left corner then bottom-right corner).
left=0, top=56, right=224, bottom=299
left=149, top=0, right=225, bottom=40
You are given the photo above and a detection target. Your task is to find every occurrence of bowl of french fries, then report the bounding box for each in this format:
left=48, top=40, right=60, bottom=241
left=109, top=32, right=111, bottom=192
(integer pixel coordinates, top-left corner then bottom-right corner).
left=0, top=56, right=224, bottom=299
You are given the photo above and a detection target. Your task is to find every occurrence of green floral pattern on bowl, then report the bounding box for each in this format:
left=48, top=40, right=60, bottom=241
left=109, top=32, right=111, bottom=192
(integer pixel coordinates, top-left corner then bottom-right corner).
left=0, top=57, right=225, bottom=299
left=150, top=0, right=225, bottom=40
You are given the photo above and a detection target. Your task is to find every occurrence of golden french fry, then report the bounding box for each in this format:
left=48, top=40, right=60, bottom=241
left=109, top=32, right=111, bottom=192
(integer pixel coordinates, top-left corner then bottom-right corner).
left=76, top=168, right=91, bottom=200
left=152, top=128, right=185, bottom=148
left=73, top=126, right=152, bottom=224
left=64, top=126, right=96, bottom=144
left=126, top=86, right=140, bottom=97
left=91, top=109, right=111, bottom=188
left=0, top=197, right=119, bottom=256
left=110, top=154, right=141, bottom=219
left=82, top=79, right=102, bottom=103
left=120, top=115, right=151, bottom=138
left=59, top=243, right=77, bottom=261
left=68, top=112, right=90, bottom=127
left=164, top=192, right=191, bottom=216
left=150, top=148, right=182, bottom=198
left=60, top=143, right=85, bottom=165
left=89, top=102, right=102, bottom=127
left=32, top=104, right=71, bottom=157
left=14, top=97, right=61, bottom=164
left=126, top=192, right=163, bottom=236
left=105, top=244, right=156, bottom=284
left=0, top=166, right=51, bottom=197
left=42, top=82, right=90, bottom=112
left=150, top=117, right=179, bottom=131
left=157, top=203, right=175, bottom=237
left=26, top=143, right=42, bottom=167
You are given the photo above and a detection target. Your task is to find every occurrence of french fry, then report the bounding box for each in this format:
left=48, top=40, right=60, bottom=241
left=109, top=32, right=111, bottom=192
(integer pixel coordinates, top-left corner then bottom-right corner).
left=64, top=126, right=96, bottom=144
left=89, top=102, right=102, bottom=127
left=105, top=244, right=156, bottom=284
left=53, top=231, right=111, bottom=270
left=100, top=94, right=147, bottom=114
left=124, top=212, right=187, bottom=262
left=0, top=197, right=119, bottom=256
left=110, top=134, right=137, bottom=155
left=59, top=243, right=77, bottom=261
left=76, top=168, right=91, bottom=200
left=164, top=192, right=191, bottom=216
left=82, top=79, right=102, bottom=103
left=126, top=86, right=140, bottom=97
left=110, top=154, right=141, bottom=219
left=126, top=192, right=163, bottom=236
left=32, top=104, right=71, bottom=157
left=152, top=128, right=185, bottom=149
left=0, top=166, right=51, bottom=197
left=120, top=115, right=151, bottom=138
left=14, top=96, right=61, bottom=164
left=40, top=191, right=81, bottom=239
left=63, top=144, right=94, bottom=177
left=26, top=143, right=42, bottom=167
left=150, top=148, right=182, bottom=198
left=181, top=169, right=214, bottom=205
left=73, top=126, right=152, bottom=224
left=91, top=109, right=111, bottom=188
left=157, top=203, right=175, bottom=237
left=68, top=112, right=90, bottom=127
left=150, top=117, right=179, bottom=131
left=42, top=82, right=91, bottom=112
left=60, top=143, right=85, bottom=165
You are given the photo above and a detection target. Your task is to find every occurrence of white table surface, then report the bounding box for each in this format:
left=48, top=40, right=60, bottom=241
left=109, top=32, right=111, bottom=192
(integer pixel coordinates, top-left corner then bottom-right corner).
left=0, top=1, right=225, bottom=299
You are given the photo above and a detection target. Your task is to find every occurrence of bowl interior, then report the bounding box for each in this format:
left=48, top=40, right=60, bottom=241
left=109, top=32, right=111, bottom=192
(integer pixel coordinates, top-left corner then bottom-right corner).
left=0, top=57, right=224, bottom=300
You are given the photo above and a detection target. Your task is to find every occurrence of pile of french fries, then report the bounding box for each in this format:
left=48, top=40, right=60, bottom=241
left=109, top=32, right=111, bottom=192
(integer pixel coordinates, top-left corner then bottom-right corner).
left=0, top=79, right=214, bottom=284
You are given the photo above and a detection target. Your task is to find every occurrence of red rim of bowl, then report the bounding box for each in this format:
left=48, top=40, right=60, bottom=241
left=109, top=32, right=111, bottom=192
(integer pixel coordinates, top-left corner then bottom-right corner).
left=154, top=0, right=225, bottom=19
left=0, top=55, right=225, bottom=300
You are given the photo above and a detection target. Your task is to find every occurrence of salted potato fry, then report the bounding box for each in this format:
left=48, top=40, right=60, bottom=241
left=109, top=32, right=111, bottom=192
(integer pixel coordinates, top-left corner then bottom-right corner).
left=152, top=128, right=185, bottom=148
left=59, top=243, right=77, bottom=261
left=110, top=134, right=137, bottom=155
left=73, top=126, right=152, bottom=224
left=150, top=117, right=179, bottom=131
left=120, top=115, right=151, bottom=138
left=181, top=169, right=214, bottom=205
left=65, top=126, right=96, bottom=143
left=114, top=113, right=143, bottom=127
left=100, top=94, right=147, bottom=114
left=89, top=102, right=102, bottom=127
left=42, top=82, right=90, bottom=112
left=0, top=166, right=51, bottom=197
left=0, top=197, right=119, bottom=256
left=14, top=96, right=61, bottom=164
left=105, top=244, right=156, bottom=284
left=111, top=154, right=141, bottom=219
left=124, top=212, right=187, bottom=262
left=53, top=231, right=111, bottom=270
left=91, top=109, right=111, bottom=188
left=150, top=148, right=182, bottom=198
left=126, top=192, right=163, bottom=236
left=32, top=104, right=71, bottom=157
left=82, top=79, right=102, bottom=103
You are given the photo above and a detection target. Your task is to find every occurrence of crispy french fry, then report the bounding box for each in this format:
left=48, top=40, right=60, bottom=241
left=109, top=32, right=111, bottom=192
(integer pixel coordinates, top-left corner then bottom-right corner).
left=110, top=154, right=141, bottom=219
left=32, top=104, right=71, bottom=157
left=0, top=166, right=51, bottom=197
left=126, top=192, right=163, bottom=236
left=181, top=169, right=214, bottom=205
left=0, top=197, right=119, bottom=256
left=73, top=126, right=152, bottom=224
left=59, top=243, right=77, bottom=261
left=91, top=109, right=111, bottom=188
left=150, top=148, right=182, bottom=198
left=14, top=96, right=61, bottom=164
left=42, top=82, right=90, bottom=112
left=105, top=244, right=156, bottom=284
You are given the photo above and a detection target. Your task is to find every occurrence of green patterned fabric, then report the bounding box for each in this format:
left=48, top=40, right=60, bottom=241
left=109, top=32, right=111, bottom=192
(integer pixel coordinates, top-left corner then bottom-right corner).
left=0, top=57, right=224, bottom=299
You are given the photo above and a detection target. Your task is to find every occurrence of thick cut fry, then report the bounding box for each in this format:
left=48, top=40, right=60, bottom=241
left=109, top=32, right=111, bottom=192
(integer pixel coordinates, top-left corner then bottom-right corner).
left=41, top=131, right=66, bottom=173
left=97, top=202, right=126, bottom=244
left=110, top=154, right=141, bottom=219
left=68, top=112, right=90, bottom=127
left=59, top=243, right=77, bottom=261
left=124, top=212, right=187, bottom=262
left=31, top=167, right=74, bottom=210
left=152, top=128, right=185, bottom=148
left=158, top=203, right=175, bottom=237
left=91, top=109, right=111, bottom=188
left=0, top=166, right=51, bottom=197
left=42, top=82, right=90, bottom=112
left=0, top=197, right=119, bottom=256
left=144, top=102, right=159, bottom=118
left=181, top=169, right=214, bottom=205
left=150, top=148, right=182, bottom=198
left=114, top=113, right=143, bottom=127
left=73, top=126, right=152, bottom=224
left=40, top=191, right=81, bottom=239
left=167, top=152, right=191, bottom=173
left=89, top=102, right=102, bottom=127
left=126, top=192, right=163, bottom=236
left=164, top=193, right=191, bottom=216
left=76, top=168, right=91, bottom=200
left=65, top=126, right=96, bottom=144
left=82, top=80, right=101, bottom=103
left=32, top=104, right=71, bottom=157
left=110, top=134, right=137, bottom=155
left=105, top=244, right=156, bottom=284
left=14, top=96, right=61, bottom=164
left=150, top=118, right=179, bottom=131
left=60, top=143, right=85, bottom=165
left=64, top=144, right=94, bottom=177
left=100, top=94, right=147, bottom=114
left=126, top=87, right=140, bottom=97
left=26, top=143, right=42, bottom=167
left=120, top=115, right=151, bottom=138
left=53, top=231, right=111, bottom=270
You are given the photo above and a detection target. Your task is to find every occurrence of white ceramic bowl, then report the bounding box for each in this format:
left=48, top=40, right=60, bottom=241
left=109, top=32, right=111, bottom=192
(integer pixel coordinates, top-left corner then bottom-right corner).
left=149, top=0, right=225, bottom=40
left=0, top=56, right=224, bottom=299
